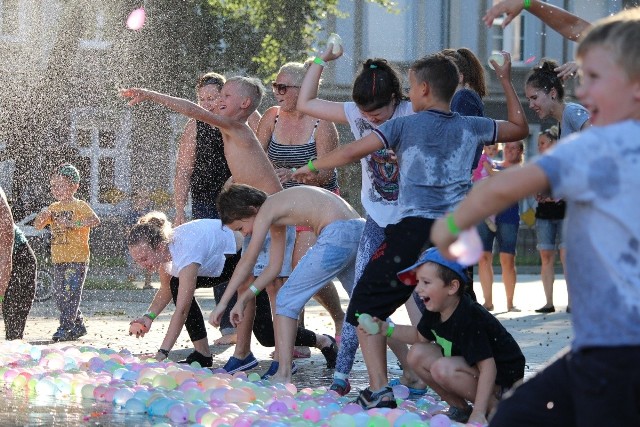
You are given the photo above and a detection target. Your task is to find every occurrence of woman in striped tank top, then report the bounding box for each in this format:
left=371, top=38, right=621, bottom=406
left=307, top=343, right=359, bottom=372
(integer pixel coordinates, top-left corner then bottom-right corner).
left=256, top=61, right=345, bottom=355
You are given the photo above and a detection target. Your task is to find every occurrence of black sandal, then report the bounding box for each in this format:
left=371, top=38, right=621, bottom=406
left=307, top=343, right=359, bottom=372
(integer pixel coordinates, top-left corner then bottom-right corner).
left=178, top=350, right=213, bottom=367
left=320, top=334, right=338, bottom=369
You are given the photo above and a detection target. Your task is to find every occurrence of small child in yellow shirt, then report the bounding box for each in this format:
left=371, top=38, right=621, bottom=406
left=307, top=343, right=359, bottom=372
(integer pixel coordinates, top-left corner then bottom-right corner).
left=35, top=164, right=100, bottom=342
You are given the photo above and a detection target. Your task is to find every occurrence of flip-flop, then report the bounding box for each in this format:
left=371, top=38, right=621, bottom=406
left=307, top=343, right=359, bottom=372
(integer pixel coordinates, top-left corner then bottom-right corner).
left=388, top=378, right=429, bottom=397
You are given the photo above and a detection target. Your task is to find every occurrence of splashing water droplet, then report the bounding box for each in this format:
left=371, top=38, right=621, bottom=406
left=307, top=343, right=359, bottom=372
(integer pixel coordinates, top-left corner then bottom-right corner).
left=126, top=8, right=146, bottom=31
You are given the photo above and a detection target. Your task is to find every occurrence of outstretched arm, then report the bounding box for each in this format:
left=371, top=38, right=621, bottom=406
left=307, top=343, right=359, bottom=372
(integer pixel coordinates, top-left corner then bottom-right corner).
left=120, top=88, right=237, bottom=131
left=297, top=44, right=349, bottom=124
left=489, top=52, right=529, bottom=142
left=483, top=0, right=591, bottom=42
left=292, top=133, right=383, bottom=183
left=431, top=163, right=549, bottom=258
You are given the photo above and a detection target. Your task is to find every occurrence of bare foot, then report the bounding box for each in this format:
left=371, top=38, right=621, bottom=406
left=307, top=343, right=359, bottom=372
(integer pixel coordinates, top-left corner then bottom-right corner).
left=214, top=334, right=237, bottom=345
left=269, top=374, right=291, bottom=384
left=482, top=303, right=494, bottom=311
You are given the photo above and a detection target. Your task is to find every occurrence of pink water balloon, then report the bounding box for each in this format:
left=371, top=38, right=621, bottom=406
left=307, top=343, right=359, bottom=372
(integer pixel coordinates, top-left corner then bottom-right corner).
left=126, top=8, right=146, bottom=31
left=449, top=228, right=483, bottom=266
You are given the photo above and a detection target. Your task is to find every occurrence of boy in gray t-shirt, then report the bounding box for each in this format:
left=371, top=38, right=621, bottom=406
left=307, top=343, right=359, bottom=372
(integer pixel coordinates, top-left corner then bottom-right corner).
left=293, top=52, right=528, bottom=409
left=432, top=8, right=640, bottom=426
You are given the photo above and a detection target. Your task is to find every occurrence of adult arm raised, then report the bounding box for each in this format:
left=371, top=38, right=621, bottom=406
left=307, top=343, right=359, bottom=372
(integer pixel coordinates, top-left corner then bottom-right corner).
left=296, top=45, right=349, bottom=124
left=483, top=0, right=591, bottom=42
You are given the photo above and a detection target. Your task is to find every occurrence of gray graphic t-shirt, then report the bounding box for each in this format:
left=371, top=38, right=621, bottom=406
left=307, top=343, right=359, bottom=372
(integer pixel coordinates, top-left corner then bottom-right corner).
left=535, top=120, right=640, bottom=350
left=374, top=110, right=496, bottom=219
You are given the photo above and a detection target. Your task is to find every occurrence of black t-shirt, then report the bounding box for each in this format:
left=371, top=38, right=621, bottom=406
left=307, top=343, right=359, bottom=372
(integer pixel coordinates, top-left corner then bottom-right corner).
left=417, top=294, right=525, bottom=386
left=190, top=121, right=231, bottom=205
left=535, top=199, right=566, bottom=220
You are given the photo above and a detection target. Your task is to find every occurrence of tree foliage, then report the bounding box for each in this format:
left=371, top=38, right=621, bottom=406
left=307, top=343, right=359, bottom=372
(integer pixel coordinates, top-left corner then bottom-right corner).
left=205, top=0, right=396, bottom=80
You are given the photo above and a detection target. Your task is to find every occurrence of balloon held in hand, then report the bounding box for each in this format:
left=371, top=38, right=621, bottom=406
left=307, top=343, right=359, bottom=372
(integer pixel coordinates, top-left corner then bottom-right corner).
left=356, top=313, right=380, bottom=335
left=488, top=53, right=505, bottom=70
left=327, top=33, right=343, bottom=54
left=449, top=228, right=483, bottom=266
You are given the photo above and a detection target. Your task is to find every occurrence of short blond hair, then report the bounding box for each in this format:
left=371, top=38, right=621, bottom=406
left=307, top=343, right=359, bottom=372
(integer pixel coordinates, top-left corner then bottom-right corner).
left=577, top=7, right=640, bottom=81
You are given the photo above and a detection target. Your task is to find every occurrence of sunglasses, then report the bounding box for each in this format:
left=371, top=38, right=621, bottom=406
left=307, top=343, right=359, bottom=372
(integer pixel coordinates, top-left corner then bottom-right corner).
left=271, top=82, right=300, bottom=95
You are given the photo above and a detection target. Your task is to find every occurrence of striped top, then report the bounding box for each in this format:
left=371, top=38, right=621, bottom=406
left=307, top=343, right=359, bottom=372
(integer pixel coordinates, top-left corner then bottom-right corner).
left=267, top=113, right=339, bottom=191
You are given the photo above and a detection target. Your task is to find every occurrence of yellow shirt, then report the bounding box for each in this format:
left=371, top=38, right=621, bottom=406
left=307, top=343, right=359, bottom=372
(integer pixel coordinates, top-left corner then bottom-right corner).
left=41, top=199, right=96, bottom=264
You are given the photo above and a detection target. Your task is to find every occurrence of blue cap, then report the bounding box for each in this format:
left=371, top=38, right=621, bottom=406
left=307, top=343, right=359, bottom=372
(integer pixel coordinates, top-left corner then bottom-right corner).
left=397, top=247, right=468, bottom=286
left=57, top=163, right=80, bottom=183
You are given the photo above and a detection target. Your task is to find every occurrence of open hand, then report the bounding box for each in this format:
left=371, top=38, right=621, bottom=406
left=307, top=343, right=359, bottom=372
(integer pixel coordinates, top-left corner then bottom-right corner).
left=129, top=317, right=151, bottom=338
left=555, top=61, right=579, bottom=81
left=483, top=0, right=525, bottom=28
left=119, top=88, right=151, bottom=106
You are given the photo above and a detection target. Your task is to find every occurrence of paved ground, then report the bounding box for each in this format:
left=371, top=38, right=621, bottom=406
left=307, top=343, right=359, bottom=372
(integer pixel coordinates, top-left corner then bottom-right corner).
left=4, top=273, right=573, bottom=392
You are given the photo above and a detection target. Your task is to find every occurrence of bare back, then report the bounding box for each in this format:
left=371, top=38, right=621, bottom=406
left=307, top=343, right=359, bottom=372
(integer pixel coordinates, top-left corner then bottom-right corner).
left=258, top=186, right=360, bottom=234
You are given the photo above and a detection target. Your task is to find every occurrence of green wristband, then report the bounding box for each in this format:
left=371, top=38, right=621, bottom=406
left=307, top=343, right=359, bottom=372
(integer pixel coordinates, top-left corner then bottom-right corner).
left=0, top=295, right=4, bottom=303
left=447, top=213, right=461, bottom=237
left=75, top=220, right=82, bottom=228
left=249, top=284, right=261, bottom=296
left=307, top=159, right=319, bottom=173
left=385, top=321, right=395, bottom=338
left=313, top=56, right=327, bottom=67
left=144, top=311, right=157, bottom=320
left=524, top=0, right=532, bottom=9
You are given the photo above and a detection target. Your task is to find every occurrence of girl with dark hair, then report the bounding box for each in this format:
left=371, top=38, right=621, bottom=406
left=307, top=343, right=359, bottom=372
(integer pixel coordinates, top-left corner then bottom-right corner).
left=297, top=45, right=424, bottom=396
left=525, top=59, right=590, bottom=138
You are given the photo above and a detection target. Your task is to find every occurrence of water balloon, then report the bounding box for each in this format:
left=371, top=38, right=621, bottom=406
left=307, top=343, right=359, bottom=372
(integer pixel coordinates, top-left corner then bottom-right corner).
left=126, top=8, right=146, bottom=31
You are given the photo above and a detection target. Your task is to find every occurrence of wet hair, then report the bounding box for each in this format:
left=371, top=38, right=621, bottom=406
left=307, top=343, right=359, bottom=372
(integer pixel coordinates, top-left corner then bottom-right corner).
left=540, top=125, right=560, bottom=142
left=352, top=58, right=405, bottom=112
left=226, top=76, right=266, bottom=113
left=217, top=184, right=268, bottom=225
left=127, top=211, right=172, bottom=250
left=526, top=59, right=565, bottom=101
left=577, top=7, right=640, bottom=82
left=427, top=262, right=468, bottom=297
left=410, top=53, right=459, bottom=103
left=196, top=72, right=226, bottom=91
left=441, top=48, right=488, bottom=98
left=278, top=60, right=315, bottom=87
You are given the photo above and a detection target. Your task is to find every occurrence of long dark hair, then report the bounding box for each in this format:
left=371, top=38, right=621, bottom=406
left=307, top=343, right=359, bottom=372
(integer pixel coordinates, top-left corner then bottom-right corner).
left=352, top=58, right=406, bottom=112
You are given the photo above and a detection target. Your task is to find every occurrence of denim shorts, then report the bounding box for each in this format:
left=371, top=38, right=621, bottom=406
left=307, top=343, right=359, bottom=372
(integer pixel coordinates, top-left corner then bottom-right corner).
left=535, top=218, right=565, bottom=251
left=242, top=225, right=296, bottom=277
left=276, top=218, right=364, bottom=319
left=477, top=221, right=518, bottom=255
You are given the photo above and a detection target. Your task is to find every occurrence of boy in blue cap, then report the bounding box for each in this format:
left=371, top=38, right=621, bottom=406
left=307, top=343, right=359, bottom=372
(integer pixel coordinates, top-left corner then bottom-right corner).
left=361, top=248, right=524, bottom=425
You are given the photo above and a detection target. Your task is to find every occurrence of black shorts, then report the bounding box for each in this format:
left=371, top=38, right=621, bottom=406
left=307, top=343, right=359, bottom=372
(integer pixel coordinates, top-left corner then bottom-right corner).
left=490, top=346, right=640, bottom=427
left=345, top=216, right=434, bottom=326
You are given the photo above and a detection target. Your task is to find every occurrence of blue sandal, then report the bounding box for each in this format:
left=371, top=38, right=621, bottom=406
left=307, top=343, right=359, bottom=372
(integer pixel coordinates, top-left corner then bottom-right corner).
left=388, top=378, right=429, bottom=397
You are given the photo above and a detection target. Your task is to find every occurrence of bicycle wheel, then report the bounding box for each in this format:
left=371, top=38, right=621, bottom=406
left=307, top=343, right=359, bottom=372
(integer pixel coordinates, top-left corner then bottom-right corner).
left=34, top=270, right=53, bottom=302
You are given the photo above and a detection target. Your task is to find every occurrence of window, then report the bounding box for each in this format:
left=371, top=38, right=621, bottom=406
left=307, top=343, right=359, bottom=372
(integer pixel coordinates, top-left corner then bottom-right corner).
left=488, top=2, right=523, bottom=62
left=79, top=7, right=111, bottom=50
left=0, top=0, right=27, bottom=42
left=69, top=108, right=131, bottom=212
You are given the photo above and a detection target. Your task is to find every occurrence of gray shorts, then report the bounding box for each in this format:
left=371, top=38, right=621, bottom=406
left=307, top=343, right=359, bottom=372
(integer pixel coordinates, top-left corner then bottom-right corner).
left=242, top=225, right=296, bottom=277
left=276, top=218, right=365, bottom=319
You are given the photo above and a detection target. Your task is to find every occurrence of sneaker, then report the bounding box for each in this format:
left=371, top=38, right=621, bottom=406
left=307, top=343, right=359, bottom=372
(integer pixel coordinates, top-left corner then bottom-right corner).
left=260, top=361, right=298, bottom=380
left=70, top=323, right=87, bottom=339
left=222, top=352, right=259, bottom=374
left=52, top=327, right=74, bottom=342
left=320, top=334, right=338, bottom=369
left=443, top=405, right=473, bottom=423
left=329, top=378, right=351, bottom=396
left=178, top=350, right=213, bottom=368
left=484, top=217, right=497, bottom=232
left=353, top=386, right=397, bottom=409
